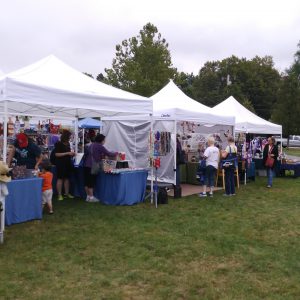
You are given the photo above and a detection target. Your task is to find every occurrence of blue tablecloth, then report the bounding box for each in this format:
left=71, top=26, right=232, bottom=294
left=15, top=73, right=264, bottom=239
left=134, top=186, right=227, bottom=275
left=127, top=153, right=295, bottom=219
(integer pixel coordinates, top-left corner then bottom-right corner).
left=6, top=178, right=43, bottom=226
left=247, top=162, right=256, bottom=179
left=94, top=170, right=148, bottom=205
left=52, top=167, right=148, bottom=206
left=280, top=163, right=300, bottom=178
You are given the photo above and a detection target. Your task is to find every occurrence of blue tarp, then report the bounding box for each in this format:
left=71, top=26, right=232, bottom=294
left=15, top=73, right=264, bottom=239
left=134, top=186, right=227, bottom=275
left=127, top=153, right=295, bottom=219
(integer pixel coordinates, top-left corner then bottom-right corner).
left=78, top=118, right=102, bottom=129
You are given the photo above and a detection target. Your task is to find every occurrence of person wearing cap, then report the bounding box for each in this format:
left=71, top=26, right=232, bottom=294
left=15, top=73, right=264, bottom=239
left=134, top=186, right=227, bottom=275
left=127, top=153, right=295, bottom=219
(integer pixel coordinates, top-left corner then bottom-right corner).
left=7, top=133, right=42, bottom=170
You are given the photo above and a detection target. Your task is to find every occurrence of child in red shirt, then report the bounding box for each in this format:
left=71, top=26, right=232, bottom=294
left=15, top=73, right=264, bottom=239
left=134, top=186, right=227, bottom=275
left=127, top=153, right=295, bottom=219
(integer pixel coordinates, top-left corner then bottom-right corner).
left=39, top=161, right=53, bottom=214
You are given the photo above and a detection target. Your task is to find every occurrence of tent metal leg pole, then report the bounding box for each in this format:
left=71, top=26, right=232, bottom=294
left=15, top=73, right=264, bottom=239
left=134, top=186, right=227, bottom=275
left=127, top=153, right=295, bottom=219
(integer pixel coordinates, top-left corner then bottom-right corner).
left=174, top=120, right=177, bottom=186
left=150, top=116, right=154, bottom=204
left=280, top=134, right=283, bottom=162
left=74, top=116, right=78, bottom=155
left=3, top=101, right=8, bottom=163
left=155, top=167, right=158, bottom=208
left=82, top=129, right=85, bottom=152
left=0, top=198, right=5, bottom=240
left=1, top=101, right=7, bottom=242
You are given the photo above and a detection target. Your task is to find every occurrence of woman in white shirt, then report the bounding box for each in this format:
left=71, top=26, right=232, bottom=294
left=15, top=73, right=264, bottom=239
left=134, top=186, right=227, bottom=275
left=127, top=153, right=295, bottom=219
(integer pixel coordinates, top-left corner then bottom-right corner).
left=199, top=137, right=220, bottom=197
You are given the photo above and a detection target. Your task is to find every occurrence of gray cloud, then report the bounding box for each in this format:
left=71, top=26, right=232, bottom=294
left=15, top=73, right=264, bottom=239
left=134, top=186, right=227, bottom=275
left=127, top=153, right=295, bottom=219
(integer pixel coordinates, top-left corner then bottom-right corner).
left=0, top=0, right=299, bottom=77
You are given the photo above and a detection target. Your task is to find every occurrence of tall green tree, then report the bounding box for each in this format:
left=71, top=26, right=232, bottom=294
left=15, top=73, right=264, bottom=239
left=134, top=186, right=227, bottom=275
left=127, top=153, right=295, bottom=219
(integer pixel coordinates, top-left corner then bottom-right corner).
left=192, top=55, right=281, bottom=119
left=103, top=23, right=177, bottom=97
left=287, top=41, right=300, bottom=78
left=96, top=73, right=105, bottom=82
left=192, top=60, right=224, bottom=107
left=272, top=75, right=300, bottom=137
left=173, top=72, right=195, bottom=98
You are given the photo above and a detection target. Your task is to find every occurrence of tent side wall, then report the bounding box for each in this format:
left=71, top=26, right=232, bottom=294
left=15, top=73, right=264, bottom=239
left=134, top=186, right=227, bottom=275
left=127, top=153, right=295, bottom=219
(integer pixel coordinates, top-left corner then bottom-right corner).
left=102, top=119, right=177, bottom=184
left=102, top=120, right=151, bottom=169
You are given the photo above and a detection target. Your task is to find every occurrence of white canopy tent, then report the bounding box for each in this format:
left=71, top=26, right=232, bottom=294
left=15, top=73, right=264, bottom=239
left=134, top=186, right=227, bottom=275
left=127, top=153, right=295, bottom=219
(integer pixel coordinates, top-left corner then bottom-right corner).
left=152, top=80, right=234, bottom=125
left=0, top=55, right=153, bottom=160
left=103, top=80, right=235, bottom=184
left=212, top=96, right=282, bottom=134
left=0, top=55, right=152, bottom=118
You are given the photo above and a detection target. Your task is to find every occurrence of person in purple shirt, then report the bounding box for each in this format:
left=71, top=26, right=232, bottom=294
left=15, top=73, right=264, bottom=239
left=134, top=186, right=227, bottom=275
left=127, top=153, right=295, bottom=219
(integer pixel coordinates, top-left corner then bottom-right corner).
left=84, top=133, right=118, bottom=202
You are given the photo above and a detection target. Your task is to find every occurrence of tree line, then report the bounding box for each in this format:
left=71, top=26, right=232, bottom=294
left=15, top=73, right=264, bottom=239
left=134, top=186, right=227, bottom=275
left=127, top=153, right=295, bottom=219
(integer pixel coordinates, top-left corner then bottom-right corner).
left=87, top=23, right=300, bottom=137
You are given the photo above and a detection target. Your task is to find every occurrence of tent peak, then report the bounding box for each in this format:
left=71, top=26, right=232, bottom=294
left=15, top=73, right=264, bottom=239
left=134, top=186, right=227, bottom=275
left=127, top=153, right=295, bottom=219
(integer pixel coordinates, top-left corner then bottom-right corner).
left=212, top=95, right=282, bottom=134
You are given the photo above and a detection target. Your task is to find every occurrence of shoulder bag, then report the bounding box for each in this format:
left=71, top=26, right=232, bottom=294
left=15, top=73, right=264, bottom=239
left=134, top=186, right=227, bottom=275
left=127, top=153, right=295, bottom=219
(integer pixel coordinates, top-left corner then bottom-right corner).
left=265, top=146, right=275, bottom=168
left=90, top=144, right=103, bottom=175
left=222, top=146, right=237, bottom=169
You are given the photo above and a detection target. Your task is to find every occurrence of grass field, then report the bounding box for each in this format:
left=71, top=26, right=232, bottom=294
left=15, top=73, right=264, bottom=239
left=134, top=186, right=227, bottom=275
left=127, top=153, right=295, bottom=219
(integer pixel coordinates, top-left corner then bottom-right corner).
left=284, top=147, right=300, bottom=157
left=1, top=177, right=300, bottom=299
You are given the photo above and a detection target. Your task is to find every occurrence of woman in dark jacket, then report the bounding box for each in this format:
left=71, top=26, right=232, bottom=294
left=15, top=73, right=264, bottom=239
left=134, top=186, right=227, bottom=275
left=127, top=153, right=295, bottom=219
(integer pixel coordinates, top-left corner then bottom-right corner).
left=263, top=136, right=278, bottom=188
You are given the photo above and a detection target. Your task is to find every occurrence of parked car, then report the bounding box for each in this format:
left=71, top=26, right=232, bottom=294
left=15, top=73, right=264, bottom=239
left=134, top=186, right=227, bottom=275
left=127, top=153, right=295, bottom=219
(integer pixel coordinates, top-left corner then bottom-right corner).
left=276, top=135, right=300, bottom=148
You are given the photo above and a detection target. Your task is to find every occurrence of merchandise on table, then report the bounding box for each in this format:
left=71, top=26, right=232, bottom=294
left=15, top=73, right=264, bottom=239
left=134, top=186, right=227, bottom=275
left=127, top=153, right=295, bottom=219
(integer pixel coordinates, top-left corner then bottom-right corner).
left=104, top=167, right=148, bottom=174
left=102, top=159, right=117, bottom=172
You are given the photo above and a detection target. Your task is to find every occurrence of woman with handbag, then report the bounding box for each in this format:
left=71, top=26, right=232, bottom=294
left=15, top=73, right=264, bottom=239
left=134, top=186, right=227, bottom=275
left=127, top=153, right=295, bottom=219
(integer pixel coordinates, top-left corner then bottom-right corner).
left=263, top=136, right=278, bottom=188
left=83, top=134, right=118, bottom=202
left=222, top=136, right=238, bottom=196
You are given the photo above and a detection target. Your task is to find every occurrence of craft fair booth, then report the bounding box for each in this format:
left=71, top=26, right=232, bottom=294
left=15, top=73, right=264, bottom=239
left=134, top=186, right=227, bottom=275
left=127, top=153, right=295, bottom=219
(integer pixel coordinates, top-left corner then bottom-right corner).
left=212, top=96, right=283, bottom=180
left=0, top=55, right=153, bottom=226
left=103, top=81, right=235, bottom=195
left=151, top=80, right=235, bottom=187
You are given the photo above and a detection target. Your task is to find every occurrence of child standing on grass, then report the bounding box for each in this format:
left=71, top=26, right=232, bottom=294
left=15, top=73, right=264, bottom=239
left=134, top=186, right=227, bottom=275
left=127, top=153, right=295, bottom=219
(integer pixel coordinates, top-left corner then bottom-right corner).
left=39, top=160, right=54, bottom=214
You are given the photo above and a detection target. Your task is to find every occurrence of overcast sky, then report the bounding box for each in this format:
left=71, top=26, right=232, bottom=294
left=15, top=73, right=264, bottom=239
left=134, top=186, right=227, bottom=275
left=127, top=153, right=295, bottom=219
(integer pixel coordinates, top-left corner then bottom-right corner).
left=1, top=0, right=299, bottom=77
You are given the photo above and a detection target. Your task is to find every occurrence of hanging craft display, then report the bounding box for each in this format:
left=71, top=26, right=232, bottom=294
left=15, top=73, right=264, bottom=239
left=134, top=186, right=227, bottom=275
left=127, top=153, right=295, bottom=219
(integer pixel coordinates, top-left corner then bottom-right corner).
left=153, top=131, right=171, bottom=157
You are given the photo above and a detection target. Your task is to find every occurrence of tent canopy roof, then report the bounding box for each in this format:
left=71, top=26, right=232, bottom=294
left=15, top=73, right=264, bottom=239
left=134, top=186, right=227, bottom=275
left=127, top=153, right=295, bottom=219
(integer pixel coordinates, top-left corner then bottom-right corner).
left=212, top=96, right=282, bottom=134
left=0, top=55, right=152, bottom=118
left=151, top=80, right=234, bottom=126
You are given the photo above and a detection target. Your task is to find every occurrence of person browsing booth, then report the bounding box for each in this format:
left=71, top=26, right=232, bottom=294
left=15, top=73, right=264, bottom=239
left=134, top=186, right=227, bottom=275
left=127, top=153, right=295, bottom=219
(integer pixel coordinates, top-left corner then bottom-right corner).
left=222, top=136, right=238, bottom=196
left=7, top=133, right=42, bottom=169
left=199, top=137, right=220, bottom=198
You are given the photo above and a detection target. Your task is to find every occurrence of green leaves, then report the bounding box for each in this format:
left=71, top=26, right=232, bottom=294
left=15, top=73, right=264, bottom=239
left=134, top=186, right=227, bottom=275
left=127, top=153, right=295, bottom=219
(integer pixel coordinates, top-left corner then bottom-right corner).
left=191, top=55, right=281, bottom=119
left=271, top=42, right=300, bottom=136
left=272, top=74, right=300, bottom=136
left=103, top=23, right=176, bottom=97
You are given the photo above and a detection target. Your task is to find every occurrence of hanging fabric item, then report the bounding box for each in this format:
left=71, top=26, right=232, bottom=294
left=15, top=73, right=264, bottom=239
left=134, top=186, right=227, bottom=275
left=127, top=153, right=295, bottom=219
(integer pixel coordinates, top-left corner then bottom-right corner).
left=152, top=131, right=171, bottom=156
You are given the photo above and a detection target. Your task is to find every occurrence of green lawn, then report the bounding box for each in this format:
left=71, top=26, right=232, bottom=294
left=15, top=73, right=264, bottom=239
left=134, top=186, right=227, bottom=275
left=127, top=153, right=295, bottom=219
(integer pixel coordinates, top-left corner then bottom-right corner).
left=1, top=177, right=300, bottom=299
left=284, top=147, right=300, bottom=157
